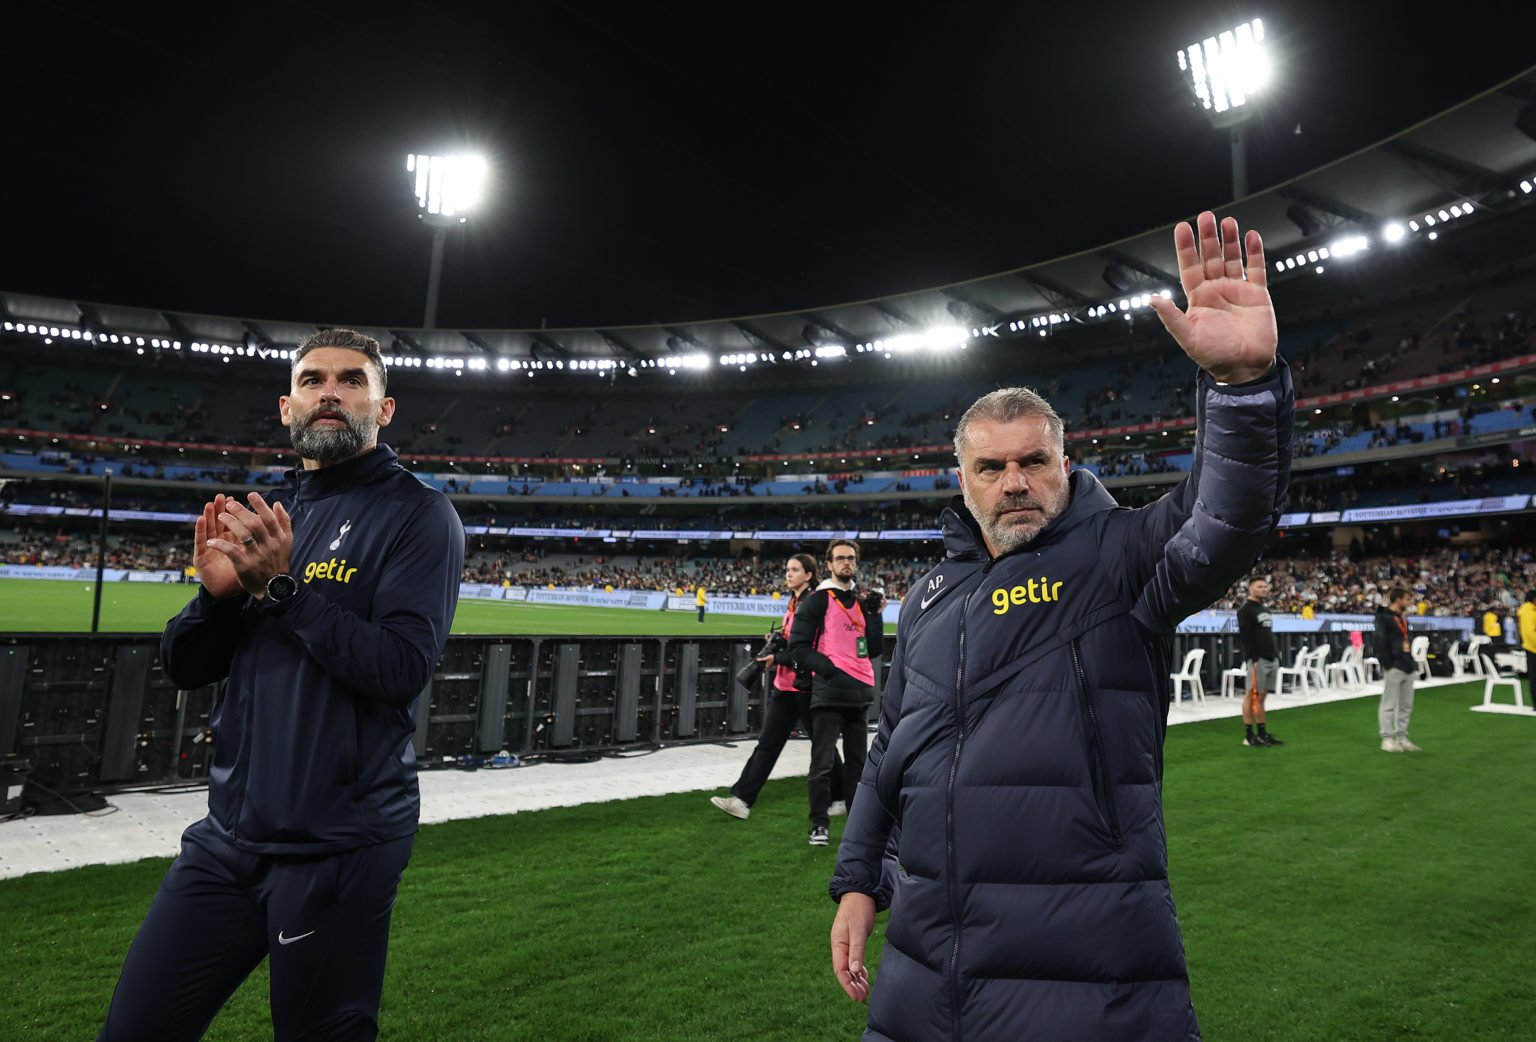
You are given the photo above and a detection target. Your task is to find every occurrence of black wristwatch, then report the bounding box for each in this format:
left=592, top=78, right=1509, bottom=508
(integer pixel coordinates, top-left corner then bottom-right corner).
left=264, top=572, right=299, bottom=604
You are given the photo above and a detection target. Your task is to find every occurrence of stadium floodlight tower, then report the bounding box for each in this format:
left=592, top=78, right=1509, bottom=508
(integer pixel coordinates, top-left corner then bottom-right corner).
left=407, top=153, right=488, bottom=329
left=1176, top=17, right=1271, bottom=200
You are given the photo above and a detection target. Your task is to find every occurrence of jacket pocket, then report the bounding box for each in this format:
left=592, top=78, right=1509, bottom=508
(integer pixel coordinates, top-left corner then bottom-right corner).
left=1071, top=638, right=1122, bottom=843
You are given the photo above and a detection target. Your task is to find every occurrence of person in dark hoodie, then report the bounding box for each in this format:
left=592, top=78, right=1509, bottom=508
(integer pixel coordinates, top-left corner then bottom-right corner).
left=1373, top=585, right=1422, bottom=752
left=791, top=539, right=886, bottom=847
left=828, top=211, right=1292, bottom=1042
left=97, top=329, right=464, bottom=1042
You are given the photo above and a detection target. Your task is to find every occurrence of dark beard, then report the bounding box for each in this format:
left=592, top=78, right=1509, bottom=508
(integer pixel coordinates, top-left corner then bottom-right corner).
left=290, top=408, right=374, bottom=464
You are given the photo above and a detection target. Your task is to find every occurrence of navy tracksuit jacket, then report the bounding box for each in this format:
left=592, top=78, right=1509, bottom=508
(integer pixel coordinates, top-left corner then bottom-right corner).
left=162, top=445, right=465, bottom=853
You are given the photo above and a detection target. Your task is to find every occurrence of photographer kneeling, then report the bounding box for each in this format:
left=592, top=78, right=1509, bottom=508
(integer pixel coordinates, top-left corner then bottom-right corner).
left=710, top=553, right=845, bottom=829
left=791, top=540, right=885, bottom=847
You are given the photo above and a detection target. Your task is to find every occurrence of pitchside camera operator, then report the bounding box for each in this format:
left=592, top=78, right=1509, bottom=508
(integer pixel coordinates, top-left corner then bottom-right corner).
left=710, top=553, right=845, bottom=828
left=790, top=539, right=885, bottom=846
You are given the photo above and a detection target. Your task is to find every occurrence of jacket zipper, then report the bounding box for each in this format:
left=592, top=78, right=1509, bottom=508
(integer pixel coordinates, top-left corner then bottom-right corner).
left=1140, top=638, right=1167, bottom=782
left=1071, top=639, right=1122, bottom=843
left=946, top=561, right=989, bottom=1042
left=235, top=481, right=303, bottom=841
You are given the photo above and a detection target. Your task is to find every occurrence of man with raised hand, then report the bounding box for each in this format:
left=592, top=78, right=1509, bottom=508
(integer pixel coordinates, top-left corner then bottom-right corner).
left=828, top=212, right=1292, bottom=1041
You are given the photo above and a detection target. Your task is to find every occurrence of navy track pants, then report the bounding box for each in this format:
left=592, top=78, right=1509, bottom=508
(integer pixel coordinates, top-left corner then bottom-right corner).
left=98, top=818, right=414, bottom=1042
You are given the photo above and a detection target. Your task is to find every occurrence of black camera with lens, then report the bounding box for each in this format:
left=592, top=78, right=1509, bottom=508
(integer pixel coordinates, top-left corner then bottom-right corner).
left=736, top=631, right=787, bottom=689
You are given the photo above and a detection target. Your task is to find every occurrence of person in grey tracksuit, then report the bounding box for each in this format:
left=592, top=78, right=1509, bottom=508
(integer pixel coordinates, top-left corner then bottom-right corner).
left=1373, top=586, right=1421, bottom=751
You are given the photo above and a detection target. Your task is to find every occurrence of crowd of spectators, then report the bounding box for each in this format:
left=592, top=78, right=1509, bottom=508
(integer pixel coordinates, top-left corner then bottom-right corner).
left=1090, top=450, right=1184, bottom=478
left=1214, top=546, right=1536, bottom=619
left=463, top=549, right=935, bottom=598
left=1286, top=298, right=1532, bottom=397
left=1, top=532, right=187, bottom=572
left=11, top=525, right=1532, bottom=622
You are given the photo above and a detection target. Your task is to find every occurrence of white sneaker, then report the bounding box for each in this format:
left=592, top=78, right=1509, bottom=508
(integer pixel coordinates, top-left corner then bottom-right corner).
left=1380, top=737, right=1402, bottom=752
left=828, top=800, right=848, bottom=817
left=1397, top=738, right=1422, bottom=752
left=710, top=795, right=750, bottom=819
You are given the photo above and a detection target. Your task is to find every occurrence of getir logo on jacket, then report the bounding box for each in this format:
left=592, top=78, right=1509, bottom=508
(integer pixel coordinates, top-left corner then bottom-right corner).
left=991, top=578, right=1064, bottom=615
left=303, top=557, right=360, bottom=584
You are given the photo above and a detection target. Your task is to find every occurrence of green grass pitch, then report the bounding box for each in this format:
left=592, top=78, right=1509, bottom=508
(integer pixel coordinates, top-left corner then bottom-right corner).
left=0, top=578, right=780, bottom=636
left=2, top=683, right=1533, bottom=1040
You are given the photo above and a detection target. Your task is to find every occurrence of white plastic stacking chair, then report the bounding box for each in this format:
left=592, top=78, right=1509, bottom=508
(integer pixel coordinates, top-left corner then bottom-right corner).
left=1220, top=663, right=1248, bottom=699
left=1170, top=648, right=1206, bottom=704
left=1410, top=635, right=1430, bottom=681
left=1361, top=648, right=1383, bottom=682
left=1275, top=645, right=1311, bottom=699
left=1305, top=644, right=1331, bottom=690
left=1446, top=640, right=1469, bottom=678
left=1326, top=645, right=1363, bottom=689
left=1478, top=654, right=1526, bottom=710
left=1466, top=636, right=1491, bottom=676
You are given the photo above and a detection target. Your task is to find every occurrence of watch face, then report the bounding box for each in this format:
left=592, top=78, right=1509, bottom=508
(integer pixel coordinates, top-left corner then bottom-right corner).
left=268, top=574, right=298, bottom=600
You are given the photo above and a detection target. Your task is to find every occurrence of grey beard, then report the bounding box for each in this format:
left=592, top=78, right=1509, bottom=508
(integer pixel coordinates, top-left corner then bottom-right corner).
left=291, top=411, right=375, bottom=464
left=965, top=487, right=1069, bottom=556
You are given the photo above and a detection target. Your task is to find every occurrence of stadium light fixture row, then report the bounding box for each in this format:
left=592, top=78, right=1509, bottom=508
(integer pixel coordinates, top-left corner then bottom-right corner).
left=1086, top=291, right=1171, bottom=321
left=1271, top=196, right=1485, bottom=278
left=852, top=326, right=971, bottom=355
left=1273, top=234, right=1370, bottom=274
left=1007, top=312, right=1072, bottom=334
left=7, top=181, right=1523, bottom=374
left=1406, top=199, right=1475, bottom=232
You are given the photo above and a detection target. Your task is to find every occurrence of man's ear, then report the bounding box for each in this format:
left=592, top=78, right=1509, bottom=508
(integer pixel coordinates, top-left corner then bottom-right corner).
left=376, top=397, right=396, bottom=428
left=279, top=395, right=292, bottom=428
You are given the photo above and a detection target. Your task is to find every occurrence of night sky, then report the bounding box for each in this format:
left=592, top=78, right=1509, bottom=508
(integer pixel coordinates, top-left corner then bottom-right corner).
left=5, top=2, right=1535, bottom=332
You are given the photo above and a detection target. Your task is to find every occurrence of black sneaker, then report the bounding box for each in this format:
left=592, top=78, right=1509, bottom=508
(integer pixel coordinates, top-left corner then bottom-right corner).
left=809, top=826, right=830, bottom=846
left=1242, top=735, right=1266, bottom=747
left=1259, top=733, right=1285, bottom=746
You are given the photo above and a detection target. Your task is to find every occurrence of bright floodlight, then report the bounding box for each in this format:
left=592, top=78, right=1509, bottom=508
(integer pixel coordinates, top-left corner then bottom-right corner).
left=407, top=153, right=487, bottom=218
left=1177, top=18, right=1269, bottom=125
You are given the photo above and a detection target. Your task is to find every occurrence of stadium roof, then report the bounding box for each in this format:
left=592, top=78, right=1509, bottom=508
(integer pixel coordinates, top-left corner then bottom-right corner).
left=6, top=62, right=1534, bottom=372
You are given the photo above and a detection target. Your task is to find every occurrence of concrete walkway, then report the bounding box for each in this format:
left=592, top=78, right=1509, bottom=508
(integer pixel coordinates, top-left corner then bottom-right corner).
left=0, top=675, right=1478, bottom=879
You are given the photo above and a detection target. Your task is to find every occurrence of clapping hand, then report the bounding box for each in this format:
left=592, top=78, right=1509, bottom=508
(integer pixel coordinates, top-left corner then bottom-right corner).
left=201, top=492, right=294, bottom=599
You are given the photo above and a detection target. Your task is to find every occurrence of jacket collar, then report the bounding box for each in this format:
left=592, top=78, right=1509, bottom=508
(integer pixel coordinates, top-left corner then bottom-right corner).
left=940, top=469, right=1118, bottom=563
left=287, top=444, right=398, bottom=501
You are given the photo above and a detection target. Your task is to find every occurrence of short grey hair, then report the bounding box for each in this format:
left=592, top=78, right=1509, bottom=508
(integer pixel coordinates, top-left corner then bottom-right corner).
left=953, top=387, right=1066, bottom=464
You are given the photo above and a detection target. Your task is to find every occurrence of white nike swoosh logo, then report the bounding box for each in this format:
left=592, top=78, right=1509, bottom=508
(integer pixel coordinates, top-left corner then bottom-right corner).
left=920, top=592, right=943, bottom=610
left=277, top=930, right=316, bottom=945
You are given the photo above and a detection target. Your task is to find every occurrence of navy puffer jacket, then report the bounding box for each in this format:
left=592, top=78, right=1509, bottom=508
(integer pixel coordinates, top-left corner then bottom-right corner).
left=830, top=362, right=1293, bottom=1042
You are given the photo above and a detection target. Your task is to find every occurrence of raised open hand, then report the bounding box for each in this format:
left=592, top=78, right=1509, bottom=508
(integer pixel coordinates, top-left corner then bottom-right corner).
left=1148, top=211, right=1277, bottom=385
